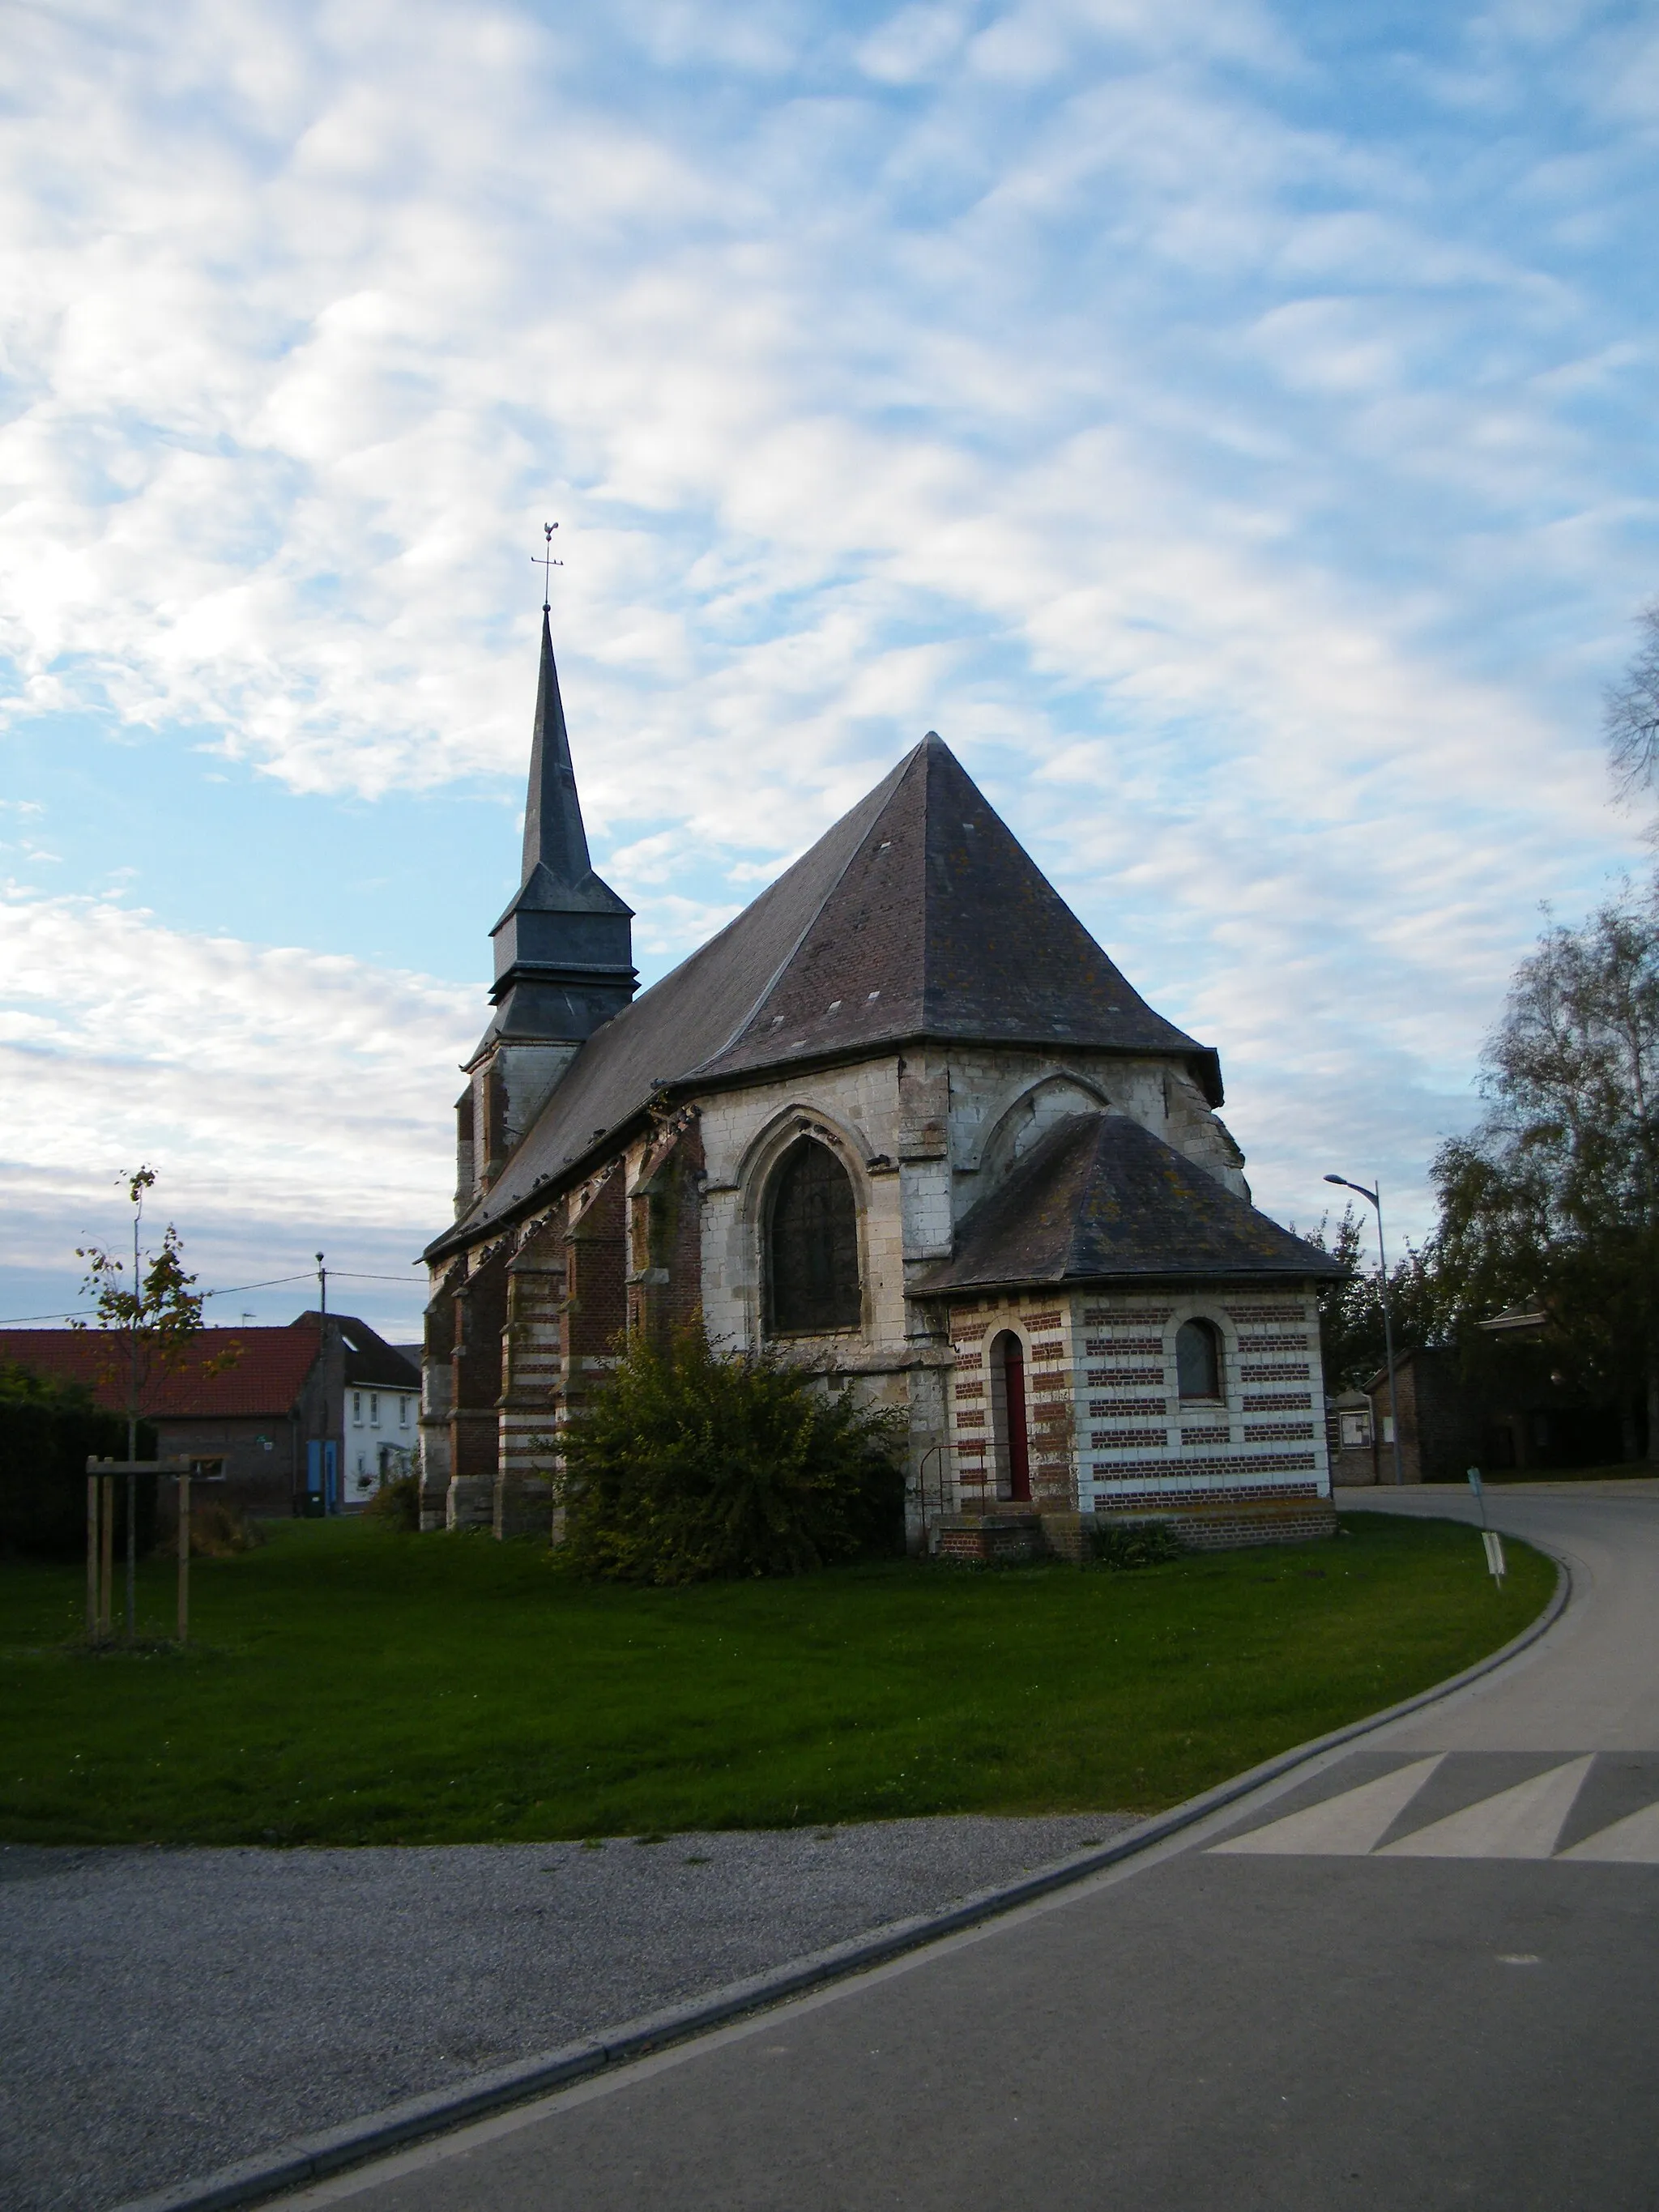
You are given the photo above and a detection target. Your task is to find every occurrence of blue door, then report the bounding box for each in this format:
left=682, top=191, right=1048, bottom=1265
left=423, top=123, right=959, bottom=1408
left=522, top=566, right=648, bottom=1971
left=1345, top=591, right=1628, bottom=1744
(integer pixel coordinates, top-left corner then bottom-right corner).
left=323, top=1441, right=338, bottom=1514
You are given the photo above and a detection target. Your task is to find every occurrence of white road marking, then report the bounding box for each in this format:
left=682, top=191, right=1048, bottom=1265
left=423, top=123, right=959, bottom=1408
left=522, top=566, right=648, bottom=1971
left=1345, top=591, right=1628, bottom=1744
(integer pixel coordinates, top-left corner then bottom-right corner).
left=1378, top=1757, right=1593, bottom=1860
left=1209, top=1758, right=1444, bottom=1856
left=1209, top=1755, right=1659, bottom=1863
left=1557, top=1797, right=1659, bottom=1863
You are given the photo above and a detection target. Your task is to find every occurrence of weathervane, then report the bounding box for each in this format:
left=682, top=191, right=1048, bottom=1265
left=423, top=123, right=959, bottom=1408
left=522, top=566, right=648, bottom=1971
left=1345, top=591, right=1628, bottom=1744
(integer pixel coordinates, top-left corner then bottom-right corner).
left=532, top=521, right=562, bottom=612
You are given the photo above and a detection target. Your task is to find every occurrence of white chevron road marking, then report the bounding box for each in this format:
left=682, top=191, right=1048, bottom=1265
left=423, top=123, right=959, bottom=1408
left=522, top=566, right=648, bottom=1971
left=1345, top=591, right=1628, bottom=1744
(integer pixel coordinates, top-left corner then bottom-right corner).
left=1210, top=1758, right=1444, bottom=1856
left=1377, top=1757, right=1594, bottom=1860
left=1558, top=1798, right=1659, bottom=1863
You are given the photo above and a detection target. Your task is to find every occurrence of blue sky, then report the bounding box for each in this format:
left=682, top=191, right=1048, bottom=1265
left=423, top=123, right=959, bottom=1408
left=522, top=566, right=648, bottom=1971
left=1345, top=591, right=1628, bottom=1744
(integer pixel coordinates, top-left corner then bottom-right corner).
left=2, top=0, right=1656, bottom=1340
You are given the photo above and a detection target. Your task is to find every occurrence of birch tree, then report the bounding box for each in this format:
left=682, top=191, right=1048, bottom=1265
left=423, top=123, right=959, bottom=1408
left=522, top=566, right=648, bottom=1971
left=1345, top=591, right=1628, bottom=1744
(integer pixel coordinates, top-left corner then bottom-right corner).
left=1432, top=889, right=1659, bottom=1455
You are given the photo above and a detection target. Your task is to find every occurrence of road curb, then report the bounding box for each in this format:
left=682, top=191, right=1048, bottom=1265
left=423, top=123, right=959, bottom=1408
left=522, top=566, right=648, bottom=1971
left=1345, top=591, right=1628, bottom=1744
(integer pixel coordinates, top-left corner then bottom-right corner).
left=113, top=1538, right=1571, bottom=2212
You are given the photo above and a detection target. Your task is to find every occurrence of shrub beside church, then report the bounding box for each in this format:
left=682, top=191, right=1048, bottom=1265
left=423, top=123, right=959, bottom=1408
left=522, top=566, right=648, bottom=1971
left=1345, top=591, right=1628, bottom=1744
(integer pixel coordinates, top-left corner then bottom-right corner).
left=418, top=615, right=1341, bottom=1558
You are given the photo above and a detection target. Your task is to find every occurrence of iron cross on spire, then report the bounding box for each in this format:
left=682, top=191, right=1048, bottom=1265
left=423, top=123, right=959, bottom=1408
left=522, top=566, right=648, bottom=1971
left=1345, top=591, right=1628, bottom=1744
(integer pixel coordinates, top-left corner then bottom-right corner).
left=532, top=521, right=562, bottom=612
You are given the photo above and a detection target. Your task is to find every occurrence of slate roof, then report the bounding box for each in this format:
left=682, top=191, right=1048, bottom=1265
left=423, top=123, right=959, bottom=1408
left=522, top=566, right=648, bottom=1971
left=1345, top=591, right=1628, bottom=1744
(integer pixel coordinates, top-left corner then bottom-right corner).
left=493, top=613, right=633, bottom=935
left=910, top=1113, right=1344, bottom=1297
left=429, top=732, right=1222, bottom=1259
left=294, top=1312, right=422, bottom=1392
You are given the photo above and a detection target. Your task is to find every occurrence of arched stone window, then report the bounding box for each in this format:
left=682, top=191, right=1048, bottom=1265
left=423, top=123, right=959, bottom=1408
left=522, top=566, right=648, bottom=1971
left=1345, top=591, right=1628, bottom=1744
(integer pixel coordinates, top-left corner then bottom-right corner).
left=1175, top=1317, right=1222, bottom=1403
left=766, top=1138, right=860, bottom=1335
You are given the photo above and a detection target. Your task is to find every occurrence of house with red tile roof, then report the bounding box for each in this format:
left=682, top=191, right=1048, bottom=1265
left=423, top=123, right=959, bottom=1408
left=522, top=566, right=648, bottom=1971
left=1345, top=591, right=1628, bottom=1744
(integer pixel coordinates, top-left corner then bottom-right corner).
left=0, top=1313, right=418, bottom=1519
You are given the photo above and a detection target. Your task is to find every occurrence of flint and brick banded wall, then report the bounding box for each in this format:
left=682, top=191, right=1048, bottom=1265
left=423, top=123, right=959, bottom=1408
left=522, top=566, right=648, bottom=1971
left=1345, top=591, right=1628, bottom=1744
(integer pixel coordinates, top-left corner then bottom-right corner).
left=495, top=1225, right=565, bottom=1540
left=1081, top=1287, right=1332, bottom=1532
left=446, top=1244, right=511, bottom=1532
left=946, top=1293, right=1078, bottom=1515
left=944, top=1282, right=1333, bottom=1546
left=626, top=1116, right=706, bottom=1349
left=418, top=1265, right=459, bottom=1532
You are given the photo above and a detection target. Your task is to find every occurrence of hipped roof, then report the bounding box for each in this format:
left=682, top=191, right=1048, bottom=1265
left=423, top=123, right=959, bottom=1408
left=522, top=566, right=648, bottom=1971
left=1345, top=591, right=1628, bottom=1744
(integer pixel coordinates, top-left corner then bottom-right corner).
left=911, top=1113, right=1343, bottom=1297
left=432, top=733, right=1220, bottom=1259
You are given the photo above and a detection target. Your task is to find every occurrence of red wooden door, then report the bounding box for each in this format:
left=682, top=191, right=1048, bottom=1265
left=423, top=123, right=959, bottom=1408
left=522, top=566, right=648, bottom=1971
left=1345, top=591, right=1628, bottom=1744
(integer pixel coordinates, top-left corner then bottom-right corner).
left=1004, top=1340, right=1031, bottom=1502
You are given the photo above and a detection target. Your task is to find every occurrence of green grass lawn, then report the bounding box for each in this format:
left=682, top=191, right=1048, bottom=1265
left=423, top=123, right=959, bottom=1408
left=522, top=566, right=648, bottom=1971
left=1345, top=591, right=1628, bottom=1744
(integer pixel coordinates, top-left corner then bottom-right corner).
left=0, top=1515, right=1553, bottom=1847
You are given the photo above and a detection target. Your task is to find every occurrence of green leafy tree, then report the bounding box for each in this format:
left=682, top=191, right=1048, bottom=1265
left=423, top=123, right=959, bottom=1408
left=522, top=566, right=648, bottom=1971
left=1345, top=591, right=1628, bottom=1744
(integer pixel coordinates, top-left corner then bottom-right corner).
left=73, top=1166, right=233, bottom=1455
left=1431, top=885, right=1659, bottom=1455
left=1298, top=1208, right=1451, bottom=1391
left=554, top=1324, right=905, bottom=1584
left=0, top=1362, right=94, bottom=1413
left=73, top=1167, right=235, bottom=1634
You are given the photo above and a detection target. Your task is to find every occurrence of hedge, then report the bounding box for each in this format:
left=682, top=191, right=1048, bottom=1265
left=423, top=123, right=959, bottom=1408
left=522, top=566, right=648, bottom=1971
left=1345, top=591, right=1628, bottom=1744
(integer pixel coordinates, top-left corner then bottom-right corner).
left=0, top=1365, right=157, bottom=1560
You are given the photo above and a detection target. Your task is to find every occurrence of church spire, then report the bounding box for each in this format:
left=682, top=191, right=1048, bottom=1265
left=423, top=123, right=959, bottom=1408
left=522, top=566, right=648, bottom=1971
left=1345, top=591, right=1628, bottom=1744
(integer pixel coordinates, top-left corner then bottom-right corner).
left=482, top=603, right=636, bottom=1050
left=521, top=610, right=593, bottom=890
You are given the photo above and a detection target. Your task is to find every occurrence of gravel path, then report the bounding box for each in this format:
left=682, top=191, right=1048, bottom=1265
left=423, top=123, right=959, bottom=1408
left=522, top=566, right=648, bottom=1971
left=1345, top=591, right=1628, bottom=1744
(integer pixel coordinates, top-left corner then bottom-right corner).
left=0, top=1813, right=1134, bottom=2212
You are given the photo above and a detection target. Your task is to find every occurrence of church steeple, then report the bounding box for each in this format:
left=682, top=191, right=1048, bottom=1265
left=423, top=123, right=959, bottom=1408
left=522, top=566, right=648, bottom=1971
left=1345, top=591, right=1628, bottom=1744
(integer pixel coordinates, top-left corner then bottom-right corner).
left=519, top=609, right=594, bottom=888
left=485, top=613, right=637, bottom=1045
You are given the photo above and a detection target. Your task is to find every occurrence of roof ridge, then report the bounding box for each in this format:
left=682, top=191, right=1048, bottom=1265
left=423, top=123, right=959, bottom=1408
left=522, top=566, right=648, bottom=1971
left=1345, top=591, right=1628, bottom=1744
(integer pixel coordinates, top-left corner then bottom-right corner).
left=680, top=739, right=928, bottom=1078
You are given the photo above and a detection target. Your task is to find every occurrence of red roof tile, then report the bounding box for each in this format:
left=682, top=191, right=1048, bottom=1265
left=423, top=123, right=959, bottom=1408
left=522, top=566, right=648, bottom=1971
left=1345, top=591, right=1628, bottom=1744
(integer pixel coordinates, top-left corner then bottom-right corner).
left=0, top=1323, right=322, bottom=1419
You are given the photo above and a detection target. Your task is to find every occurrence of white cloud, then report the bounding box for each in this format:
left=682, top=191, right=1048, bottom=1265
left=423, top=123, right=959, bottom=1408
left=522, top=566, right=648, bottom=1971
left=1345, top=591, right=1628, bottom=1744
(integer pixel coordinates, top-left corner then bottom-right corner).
left=0, top=889, right=474, bottom=1307
left=0, top=0, right=1654, bottom=1265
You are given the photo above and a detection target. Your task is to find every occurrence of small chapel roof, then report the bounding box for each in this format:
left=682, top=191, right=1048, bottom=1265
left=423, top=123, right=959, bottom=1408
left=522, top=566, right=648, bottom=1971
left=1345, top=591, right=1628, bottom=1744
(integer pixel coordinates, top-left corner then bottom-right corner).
left=430, top=733, right=1222, bottom=1259
left=910, top=1112, right=1344, bottom=1296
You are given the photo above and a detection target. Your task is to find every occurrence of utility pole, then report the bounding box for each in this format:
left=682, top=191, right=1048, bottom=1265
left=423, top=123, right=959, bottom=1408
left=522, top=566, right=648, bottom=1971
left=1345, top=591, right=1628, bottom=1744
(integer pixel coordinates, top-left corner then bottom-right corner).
left=1324, top=1173, right=1406, bottom=1487
left=126, top=1182, right=143, bottom=1636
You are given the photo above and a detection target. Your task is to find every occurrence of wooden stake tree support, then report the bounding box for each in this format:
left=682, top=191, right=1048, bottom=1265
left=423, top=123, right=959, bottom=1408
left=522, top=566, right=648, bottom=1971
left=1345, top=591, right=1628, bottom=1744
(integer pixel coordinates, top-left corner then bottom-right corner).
left=85, top=1455, right=225, bottom=1646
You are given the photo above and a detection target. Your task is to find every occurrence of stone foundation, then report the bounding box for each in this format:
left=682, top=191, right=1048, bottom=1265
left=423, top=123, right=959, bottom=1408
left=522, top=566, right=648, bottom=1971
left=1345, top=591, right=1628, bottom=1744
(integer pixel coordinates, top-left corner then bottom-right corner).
left=1100, top=1497, right=1338, bottom=1551
left=936, top=1512, right=1047, bottom=1565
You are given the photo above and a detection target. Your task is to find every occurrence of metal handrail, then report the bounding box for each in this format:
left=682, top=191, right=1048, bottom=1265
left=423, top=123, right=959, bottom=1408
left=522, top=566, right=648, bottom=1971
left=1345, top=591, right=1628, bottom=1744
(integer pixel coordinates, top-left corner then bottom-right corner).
left=913, top=1439, right=956, bottom=1549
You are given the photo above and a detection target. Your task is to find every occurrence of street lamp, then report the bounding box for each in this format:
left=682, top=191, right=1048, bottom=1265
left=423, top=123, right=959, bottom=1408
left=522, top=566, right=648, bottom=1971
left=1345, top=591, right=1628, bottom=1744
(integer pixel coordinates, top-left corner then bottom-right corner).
left=1324, top=1174, right=1406, bottom=1488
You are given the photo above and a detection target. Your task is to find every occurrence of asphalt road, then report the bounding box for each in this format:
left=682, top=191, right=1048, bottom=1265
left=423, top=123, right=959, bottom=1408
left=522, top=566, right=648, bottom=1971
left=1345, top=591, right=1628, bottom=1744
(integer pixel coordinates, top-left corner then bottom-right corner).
left=276, top=1485, right=1659, bottom=2212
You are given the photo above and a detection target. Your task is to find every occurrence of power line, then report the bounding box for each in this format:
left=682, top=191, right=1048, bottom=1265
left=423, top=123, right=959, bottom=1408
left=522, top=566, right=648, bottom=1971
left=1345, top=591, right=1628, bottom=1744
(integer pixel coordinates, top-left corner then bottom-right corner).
left=1, top=1264, right=425, bottom=1328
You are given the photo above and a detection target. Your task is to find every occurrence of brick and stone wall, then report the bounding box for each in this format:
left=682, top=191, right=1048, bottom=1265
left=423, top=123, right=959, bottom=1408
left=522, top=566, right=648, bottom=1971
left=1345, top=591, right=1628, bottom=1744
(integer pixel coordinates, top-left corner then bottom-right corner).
left=417, top=1266, right=458, bottom=1531
left=943, top=1281, right=1335, bottom=1550
left=495, top=1221, right=565, bottom=1539
left=424, top=1035, right=1313, bottom=1552
left=446, top=1244, right=510, bottom=1531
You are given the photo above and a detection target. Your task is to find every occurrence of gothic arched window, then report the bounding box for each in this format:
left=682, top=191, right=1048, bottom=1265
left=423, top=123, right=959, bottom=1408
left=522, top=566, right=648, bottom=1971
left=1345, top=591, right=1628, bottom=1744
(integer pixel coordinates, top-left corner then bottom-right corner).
left=1175, top=1317, right=1222, bottom=1402
left=766, top=1139, right=861, bottom=1335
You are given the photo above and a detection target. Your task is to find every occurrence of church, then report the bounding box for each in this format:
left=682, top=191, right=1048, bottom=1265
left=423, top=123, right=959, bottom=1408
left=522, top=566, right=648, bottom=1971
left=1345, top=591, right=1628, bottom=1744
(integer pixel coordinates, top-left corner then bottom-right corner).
left=419, top=615, right=1341, bottom=1558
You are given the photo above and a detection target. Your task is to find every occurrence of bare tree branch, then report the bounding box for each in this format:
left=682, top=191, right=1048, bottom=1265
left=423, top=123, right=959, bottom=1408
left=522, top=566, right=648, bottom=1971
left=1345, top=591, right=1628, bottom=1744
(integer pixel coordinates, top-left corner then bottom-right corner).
left=1604, top=598, right=1659, bottom=804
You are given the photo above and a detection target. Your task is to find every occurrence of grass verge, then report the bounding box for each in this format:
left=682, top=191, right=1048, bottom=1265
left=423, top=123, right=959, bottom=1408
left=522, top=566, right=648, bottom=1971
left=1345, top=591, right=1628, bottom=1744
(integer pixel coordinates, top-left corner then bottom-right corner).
left=0, top=1513, right=1553, bottom=1846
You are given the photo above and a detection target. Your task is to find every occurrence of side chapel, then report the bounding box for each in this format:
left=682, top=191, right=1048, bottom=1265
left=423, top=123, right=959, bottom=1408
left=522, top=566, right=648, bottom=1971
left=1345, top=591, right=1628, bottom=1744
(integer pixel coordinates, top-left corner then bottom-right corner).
left=419, top=614, right=1342, bottom=1557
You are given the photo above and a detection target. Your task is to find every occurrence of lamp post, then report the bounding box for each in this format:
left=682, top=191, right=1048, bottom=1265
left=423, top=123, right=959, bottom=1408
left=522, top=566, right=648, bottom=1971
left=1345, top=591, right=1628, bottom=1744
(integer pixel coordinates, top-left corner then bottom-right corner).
left=1325, top=1173, right=1406, bottom=1488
